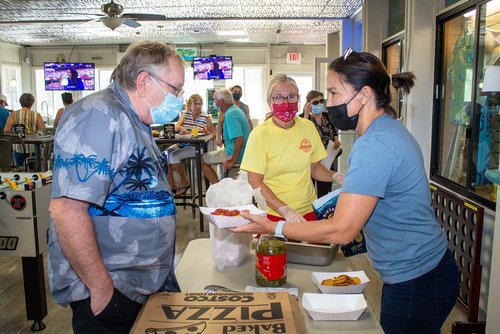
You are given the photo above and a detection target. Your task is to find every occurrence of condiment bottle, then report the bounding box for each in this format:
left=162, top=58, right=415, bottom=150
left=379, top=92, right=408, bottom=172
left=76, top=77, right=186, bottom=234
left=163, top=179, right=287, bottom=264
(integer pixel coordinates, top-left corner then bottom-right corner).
left=255, top=234, right=287, bottom=287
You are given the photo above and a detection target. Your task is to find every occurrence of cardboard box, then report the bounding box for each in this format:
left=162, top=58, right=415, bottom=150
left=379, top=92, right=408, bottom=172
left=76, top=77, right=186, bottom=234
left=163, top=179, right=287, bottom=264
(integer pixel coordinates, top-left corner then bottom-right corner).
left=131, top=291, right=306, bottom=334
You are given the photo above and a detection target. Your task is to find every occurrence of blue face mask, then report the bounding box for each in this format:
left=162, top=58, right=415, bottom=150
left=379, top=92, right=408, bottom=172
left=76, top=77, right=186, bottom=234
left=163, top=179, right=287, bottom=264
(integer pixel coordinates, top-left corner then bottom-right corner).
left=311, top=104, right=325, bottom=114
left=146, top=78, right=184, bottom=124
left=213, top=101, right=221, bottom=112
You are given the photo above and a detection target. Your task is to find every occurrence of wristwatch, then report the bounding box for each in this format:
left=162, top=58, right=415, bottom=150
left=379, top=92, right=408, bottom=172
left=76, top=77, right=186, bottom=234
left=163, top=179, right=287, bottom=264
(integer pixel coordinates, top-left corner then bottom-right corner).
left=274, top=220, right=287, bottom=240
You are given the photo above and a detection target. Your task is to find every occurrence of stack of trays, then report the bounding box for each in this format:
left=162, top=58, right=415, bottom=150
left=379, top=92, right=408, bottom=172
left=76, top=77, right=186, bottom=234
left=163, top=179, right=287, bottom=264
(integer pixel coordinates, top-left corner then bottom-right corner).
left=302, top=271, right=370, bottom=321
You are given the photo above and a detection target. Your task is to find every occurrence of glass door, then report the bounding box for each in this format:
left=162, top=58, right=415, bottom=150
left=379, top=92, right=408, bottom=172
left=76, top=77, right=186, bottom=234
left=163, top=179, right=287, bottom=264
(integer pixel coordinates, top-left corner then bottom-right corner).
left=432, top=0, right=500, bottom=208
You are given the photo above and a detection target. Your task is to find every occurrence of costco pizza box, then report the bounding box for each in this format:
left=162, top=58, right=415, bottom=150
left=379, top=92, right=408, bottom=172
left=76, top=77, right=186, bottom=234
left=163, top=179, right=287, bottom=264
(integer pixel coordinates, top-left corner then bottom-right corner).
left=130, top=291, right=306, bottom=334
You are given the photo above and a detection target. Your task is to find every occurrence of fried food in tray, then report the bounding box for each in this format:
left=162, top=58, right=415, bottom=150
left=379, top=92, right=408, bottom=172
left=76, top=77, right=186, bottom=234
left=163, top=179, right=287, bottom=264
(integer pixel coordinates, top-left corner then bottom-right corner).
left=321, top=274, right=361, bottom=286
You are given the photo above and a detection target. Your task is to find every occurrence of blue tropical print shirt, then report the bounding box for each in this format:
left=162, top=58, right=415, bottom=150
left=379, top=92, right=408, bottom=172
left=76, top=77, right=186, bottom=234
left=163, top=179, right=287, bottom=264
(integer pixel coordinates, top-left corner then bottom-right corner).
left=48, top=81, right=179, bottom=306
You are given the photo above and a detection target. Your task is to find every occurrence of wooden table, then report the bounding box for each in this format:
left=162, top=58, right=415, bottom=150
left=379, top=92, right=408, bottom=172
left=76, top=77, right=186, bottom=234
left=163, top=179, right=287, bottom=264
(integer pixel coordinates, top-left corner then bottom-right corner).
left=175, top=239, right=384, bottom=334
left=155, top=134, right=213, bottom=232
left=23, top=135, right=54, bottom=172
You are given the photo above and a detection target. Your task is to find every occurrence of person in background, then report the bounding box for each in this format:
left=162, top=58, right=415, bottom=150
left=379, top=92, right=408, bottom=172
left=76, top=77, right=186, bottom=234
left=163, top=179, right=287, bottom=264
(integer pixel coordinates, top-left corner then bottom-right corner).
left=231, top=85, right=253, bottom=130
left=64, top=67, right=84, bottom=90
left=53, top=92, right=73, bottom=128
left=232, top=50, right=459, bottom=334
left=201, top=88, right=250, bottom=184
left=48, top=40, right=185, bottom=333
left=215, top=85, right=254, bottom=148
left=238, top=74, right=343, bottom=223
left=0, top=94, right=10, bottom=133
left=165, top=93, right=215, bottom=196
left=3, top=93, right=45, bottom=166
left=301, top=90, right=341, bottom=197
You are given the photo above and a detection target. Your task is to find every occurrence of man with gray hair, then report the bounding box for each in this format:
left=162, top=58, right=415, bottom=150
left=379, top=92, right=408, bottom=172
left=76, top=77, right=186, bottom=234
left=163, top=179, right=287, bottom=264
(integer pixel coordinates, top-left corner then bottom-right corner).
left=202, top=88, right=251, bottom=184
left=48, top=40, right=185, bottom=333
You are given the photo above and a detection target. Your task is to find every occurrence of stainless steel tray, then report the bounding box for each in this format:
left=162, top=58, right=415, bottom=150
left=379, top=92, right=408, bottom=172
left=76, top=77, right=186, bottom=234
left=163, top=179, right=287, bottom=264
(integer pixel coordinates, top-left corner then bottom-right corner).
left=285, top=242, right=339, bottom=266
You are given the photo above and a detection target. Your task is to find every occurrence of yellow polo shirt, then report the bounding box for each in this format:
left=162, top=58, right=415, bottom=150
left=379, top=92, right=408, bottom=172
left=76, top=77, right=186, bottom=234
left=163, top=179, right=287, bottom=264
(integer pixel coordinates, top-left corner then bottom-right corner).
left=241, top=117, right=326, bottom=216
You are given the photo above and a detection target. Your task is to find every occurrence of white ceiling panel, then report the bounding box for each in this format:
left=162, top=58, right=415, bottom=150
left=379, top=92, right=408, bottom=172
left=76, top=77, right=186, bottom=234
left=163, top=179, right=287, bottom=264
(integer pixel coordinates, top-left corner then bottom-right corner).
left=0, top=0, right=361, bottom=46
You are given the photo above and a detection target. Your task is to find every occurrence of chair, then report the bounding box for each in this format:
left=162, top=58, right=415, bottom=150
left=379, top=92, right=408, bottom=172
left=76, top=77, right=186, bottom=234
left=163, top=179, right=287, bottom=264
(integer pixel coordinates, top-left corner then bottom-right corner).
left=430, top=184, right=486, bottom=334
left=0, top=134, right=28, bottom=172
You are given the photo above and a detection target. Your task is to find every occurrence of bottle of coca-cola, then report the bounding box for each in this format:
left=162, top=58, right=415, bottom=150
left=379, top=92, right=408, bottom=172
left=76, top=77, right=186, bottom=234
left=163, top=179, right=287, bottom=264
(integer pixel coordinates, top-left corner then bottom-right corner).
left=255, top=234, right=287, bottom=287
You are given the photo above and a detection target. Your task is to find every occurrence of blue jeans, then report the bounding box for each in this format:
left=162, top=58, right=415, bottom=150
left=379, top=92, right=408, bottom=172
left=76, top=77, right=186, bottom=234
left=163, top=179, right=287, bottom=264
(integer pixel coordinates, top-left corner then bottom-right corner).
left=380, top=248, right=459, bottom=334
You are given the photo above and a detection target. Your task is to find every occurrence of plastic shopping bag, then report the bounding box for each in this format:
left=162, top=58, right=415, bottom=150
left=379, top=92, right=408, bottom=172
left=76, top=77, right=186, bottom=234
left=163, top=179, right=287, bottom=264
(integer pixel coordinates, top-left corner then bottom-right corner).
left=206, top=171, right=253, bottom=270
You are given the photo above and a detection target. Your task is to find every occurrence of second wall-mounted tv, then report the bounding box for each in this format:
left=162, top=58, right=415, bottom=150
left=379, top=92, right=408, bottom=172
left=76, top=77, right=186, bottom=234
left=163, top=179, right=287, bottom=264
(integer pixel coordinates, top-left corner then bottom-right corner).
left=193, top=56, right=233, bottom=80
left=44, top=62, right=95, bottom=91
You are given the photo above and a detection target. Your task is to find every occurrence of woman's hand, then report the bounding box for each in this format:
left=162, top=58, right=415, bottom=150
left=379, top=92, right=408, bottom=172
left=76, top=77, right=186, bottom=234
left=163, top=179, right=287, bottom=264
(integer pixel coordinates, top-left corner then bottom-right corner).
left=333, top=139, right=341, bottom=149
left=303, top=101, right=312, bottom=119
left=228, top=212, right=276, bottom=234
left=332, top=172, right=344, bottom=185
left=278, top=205, right=306, bottom=222
left=178, top=126, right=189, bottom=134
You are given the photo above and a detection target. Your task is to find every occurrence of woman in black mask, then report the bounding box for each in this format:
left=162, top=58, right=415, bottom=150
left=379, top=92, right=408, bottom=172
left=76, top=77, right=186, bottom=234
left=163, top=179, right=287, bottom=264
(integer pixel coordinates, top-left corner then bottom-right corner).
left=231, top=49, right=459, bottom=334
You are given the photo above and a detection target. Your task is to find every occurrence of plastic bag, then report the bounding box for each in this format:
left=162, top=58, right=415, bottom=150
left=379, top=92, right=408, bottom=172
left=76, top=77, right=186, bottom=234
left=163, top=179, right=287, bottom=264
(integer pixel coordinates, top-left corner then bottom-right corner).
left=206, top=171, right=253, bottom=270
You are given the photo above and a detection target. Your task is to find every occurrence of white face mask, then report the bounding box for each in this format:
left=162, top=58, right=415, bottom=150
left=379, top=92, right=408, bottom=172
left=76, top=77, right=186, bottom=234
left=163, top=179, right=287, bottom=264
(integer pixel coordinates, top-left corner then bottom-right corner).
left=144, top=77, right=184, bottom=124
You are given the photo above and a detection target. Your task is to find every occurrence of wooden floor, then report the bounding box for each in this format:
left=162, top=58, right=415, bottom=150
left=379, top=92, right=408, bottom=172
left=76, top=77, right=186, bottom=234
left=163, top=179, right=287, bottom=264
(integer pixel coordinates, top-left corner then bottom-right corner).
left=0, top=204, right=466, bottom=333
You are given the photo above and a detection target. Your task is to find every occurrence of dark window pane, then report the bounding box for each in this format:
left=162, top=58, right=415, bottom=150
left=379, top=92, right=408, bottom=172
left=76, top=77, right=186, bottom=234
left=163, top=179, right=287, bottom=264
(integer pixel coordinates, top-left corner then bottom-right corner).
left=437, top=11, right=476, bottom=187
left=388, top=0, right=405, bottom=36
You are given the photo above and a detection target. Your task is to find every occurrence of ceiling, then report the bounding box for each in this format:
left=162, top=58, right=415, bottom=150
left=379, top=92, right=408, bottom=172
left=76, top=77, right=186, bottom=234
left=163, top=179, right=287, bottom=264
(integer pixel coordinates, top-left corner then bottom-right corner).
left=0, top=0, right=362, bottom=46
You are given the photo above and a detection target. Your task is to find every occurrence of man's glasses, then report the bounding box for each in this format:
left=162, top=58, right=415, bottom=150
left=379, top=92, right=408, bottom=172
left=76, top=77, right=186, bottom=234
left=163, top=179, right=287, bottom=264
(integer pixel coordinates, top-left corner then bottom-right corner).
left=312, top=99, right=325, bottom=106
left=151, top=74, right=184, bottom=97
left=271, top=94, right=299, bottom=104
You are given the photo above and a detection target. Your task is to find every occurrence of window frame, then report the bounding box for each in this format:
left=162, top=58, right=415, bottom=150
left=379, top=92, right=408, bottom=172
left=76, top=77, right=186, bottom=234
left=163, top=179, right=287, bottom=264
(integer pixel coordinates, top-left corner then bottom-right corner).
left=431, top=0, right=497, bottom=210
left=382, top=35, right=405, bottom=119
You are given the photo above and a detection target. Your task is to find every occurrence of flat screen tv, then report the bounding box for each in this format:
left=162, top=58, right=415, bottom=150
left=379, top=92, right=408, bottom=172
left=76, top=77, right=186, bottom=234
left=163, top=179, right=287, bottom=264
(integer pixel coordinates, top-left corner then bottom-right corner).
left=193, top=56, right=233, bottom=80
left=44, top=62, right=95, bottom=91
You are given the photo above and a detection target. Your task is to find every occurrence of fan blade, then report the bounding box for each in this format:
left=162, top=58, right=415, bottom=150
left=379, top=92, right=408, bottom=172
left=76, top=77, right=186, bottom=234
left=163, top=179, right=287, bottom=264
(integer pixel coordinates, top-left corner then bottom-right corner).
left=79, top=18, right=102, bottom=26
left=124, top=13, right=167, bottom=21
left=123, top=18, right=141, bottom=28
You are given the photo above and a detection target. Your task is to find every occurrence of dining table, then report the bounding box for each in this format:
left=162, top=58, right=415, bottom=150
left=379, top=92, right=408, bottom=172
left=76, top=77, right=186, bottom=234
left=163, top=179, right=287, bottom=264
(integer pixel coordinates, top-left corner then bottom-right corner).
left=23, top=134, right=55, bottom=172
left=175, top=238, right=384, bottom=334
left=155, top=133, right=213, bottom=232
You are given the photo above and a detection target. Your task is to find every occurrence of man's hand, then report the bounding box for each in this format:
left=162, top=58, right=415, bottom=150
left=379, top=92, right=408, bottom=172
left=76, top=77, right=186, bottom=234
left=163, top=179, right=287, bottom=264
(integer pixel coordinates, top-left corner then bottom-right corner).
left=224, top=159, right=235, bottom=171
left=90, top=283, right=114, bottom=315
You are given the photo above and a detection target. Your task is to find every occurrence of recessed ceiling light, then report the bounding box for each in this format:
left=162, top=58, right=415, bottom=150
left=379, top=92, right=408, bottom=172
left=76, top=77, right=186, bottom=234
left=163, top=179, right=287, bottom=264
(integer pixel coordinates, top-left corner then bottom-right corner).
left=216, top=30, right=247, bottom=36
left=228, top=38, right=250, bottom=43
left=91, top=30, right=123, bottom=37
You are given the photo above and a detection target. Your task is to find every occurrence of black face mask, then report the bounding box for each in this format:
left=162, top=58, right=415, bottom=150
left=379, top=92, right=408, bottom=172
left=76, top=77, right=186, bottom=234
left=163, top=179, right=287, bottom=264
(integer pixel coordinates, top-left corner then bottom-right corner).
left=232, top=93, right=242, bottom=101
left=326, top=92, right=360, bottom=131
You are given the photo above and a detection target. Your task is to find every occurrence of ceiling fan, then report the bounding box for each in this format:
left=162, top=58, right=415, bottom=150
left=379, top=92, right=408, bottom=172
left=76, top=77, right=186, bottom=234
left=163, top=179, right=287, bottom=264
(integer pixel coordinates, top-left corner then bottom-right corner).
left=84, top=0, right=167, bottom=30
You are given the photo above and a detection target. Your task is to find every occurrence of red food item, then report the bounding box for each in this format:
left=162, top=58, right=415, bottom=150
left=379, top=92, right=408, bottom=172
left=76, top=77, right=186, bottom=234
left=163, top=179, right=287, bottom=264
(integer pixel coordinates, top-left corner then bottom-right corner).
left=211, top=208, right=250, bottom=216
left=211, top=208, right=241, bottom=216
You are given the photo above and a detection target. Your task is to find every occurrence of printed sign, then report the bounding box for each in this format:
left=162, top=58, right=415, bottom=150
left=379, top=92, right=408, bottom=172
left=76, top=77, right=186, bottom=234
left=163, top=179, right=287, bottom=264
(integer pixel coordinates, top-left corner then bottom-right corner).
left=131, top=292, right=305, bottom=334
left=286, top=53, right=302, bottom=64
